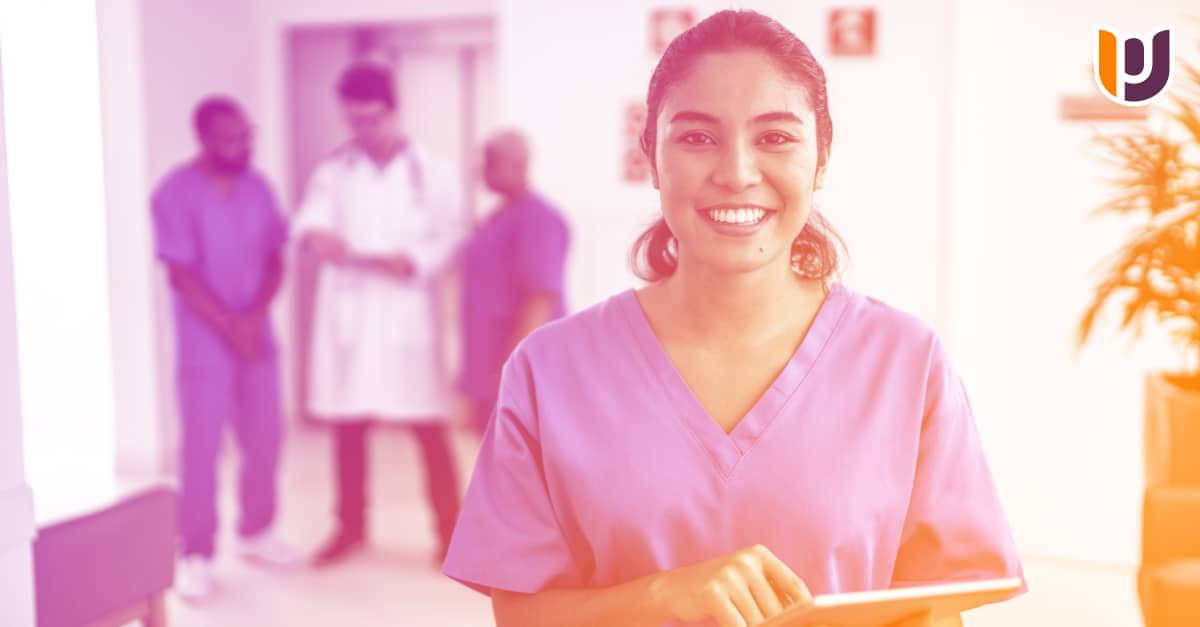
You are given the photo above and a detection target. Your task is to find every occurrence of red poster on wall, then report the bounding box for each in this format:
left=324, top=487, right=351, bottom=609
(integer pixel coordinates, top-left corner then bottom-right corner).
left=634, top=8, right=693, bottom=183
left=829, top=8, right=876, bottom=57
left=622, top=101, right=650, bottom=183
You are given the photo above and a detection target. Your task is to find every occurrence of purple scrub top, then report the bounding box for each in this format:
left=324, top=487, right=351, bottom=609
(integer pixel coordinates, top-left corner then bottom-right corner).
left=444, top=283, right=1023, bottom=622
left=151, top=163, right=287, bottom=368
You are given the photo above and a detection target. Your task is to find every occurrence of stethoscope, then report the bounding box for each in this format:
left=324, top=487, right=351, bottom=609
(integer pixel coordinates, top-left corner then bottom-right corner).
left=338, top=140, right=424, bottom=207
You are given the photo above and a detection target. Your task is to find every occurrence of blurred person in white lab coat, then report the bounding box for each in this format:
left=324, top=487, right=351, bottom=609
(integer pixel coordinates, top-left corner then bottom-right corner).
left=293, top=62, right=465, bottom=567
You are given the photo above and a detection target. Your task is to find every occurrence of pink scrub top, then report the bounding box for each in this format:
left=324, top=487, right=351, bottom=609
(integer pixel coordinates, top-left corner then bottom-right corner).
left=443, top=283, right=1023, bottom=619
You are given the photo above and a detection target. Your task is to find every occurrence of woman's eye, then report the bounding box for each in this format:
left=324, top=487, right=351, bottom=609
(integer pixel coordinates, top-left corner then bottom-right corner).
left=760, top=132, right=794, bottom=145
left=680, top=132, right=713, bottom=145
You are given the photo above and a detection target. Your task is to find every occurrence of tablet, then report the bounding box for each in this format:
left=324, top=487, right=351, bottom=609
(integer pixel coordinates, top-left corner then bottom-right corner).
left=760, top=577, right=1023, bottom=626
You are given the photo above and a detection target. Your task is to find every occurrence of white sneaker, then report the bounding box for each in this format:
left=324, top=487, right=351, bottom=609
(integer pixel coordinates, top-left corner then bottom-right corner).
left=175, top=555, right=213, bottom=601
left=237, top=530, right=302, bottom=567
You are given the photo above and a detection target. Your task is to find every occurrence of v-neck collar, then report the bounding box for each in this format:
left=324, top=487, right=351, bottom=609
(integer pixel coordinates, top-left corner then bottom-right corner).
left=191, top=163, right=248, bottom=203
left=618, top=282, right=850, bottom=478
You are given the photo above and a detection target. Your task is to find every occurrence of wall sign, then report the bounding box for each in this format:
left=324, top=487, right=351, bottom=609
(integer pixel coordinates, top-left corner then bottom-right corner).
left=829, top=8, right=876, bottom=57
left=623, top=101, right=650, bottom=183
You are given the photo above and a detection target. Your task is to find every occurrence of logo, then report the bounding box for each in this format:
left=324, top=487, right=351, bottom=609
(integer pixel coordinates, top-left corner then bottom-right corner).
left=1094, top=27, right=1173, bottom=106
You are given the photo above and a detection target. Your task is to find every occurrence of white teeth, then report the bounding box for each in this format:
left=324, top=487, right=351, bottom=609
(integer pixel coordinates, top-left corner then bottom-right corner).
left=707, top=207, right=767, bottom=224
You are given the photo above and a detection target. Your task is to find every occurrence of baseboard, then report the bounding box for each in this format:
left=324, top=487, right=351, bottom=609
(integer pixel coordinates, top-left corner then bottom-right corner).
left=0, top=483, right=35, bottom=551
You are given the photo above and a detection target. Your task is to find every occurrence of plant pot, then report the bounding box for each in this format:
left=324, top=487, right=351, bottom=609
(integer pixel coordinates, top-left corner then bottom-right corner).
left=1145, top=372, right=1200, bottom=487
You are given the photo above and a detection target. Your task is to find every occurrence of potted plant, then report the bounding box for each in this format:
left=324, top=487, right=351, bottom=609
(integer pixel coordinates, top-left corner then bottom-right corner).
left=1078, top=52, right=1200, bottom=627
left=1079, top=52, right=1200, bottom=483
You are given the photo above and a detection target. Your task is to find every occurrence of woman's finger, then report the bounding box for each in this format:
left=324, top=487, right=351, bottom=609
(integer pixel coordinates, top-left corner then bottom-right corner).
left=709, top=594, right=750, bottom=627
left=748, top=571, right=785, bottom=618
left=760, top=550, right=811, bottom=607
left=728, top=581, right=767, bottom=626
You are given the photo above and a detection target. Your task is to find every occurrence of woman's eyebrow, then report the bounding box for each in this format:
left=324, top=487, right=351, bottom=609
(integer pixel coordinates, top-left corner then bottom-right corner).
left=667, top=110, right=805, bottom=125
left=668, top=110, right=720, bottom=125
left=752, top=111, right=804, bottom=125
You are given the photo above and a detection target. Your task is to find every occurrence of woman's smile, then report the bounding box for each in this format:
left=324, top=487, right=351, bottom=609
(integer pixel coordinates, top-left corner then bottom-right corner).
left=696, top=204, right=776, bottom=237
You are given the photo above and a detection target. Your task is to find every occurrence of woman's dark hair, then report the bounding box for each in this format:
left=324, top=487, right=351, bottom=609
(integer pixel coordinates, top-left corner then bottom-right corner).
left=337, top=62, right=397, bottom=110
left=630, top=9, right=845, bottom=281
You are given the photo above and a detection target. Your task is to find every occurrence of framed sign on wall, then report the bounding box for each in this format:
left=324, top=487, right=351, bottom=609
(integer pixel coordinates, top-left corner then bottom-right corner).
left=829, top=8, right=876, bottom=57
left=623, top=101, right=650, bottom=184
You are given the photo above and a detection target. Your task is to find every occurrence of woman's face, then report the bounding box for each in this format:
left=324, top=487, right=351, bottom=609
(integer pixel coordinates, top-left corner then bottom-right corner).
left=653, top=50, right=824, bottom=276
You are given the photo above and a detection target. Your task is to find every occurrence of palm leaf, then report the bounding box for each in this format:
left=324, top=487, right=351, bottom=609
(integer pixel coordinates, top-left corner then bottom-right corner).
left=1082, top=44, right=1200, bottom=369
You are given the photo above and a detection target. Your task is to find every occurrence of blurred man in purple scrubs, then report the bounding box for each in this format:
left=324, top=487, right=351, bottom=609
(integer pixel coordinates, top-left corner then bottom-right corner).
left=150, top=96, right=299, bottom=602
left=459, top=130, right=570, bottom=435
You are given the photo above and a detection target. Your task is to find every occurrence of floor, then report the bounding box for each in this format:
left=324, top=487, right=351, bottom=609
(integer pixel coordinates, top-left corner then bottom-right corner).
left=163, top=424, right=1145, bottom=627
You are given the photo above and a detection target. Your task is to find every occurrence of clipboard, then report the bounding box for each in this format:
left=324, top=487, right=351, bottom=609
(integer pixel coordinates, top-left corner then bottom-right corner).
left=760, top=577, right=1023, bottom=626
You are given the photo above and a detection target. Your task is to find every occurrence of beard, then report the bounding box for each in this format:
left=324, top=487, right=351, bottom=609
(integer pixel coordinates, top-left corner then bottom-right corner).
left=213, top=152, right=250, bottom=174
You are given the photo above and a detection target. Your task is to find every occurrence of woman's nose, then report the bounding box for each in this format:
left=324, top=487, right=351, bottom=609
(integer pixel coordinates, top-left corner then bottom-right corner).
left=710, top=142, right=762, bottom=192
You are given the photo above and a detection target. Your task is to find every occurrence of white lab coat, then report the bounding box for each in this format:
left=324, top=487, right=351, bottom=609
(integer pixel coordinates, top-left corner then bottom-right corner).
left=294, top=142, right=465, bottom=422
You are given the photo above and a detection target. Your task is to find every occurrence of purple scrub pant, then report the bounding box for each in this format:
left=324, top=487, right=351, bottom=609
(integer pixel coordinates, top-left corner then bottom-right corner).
left=176, top=356, right=282, bottom=558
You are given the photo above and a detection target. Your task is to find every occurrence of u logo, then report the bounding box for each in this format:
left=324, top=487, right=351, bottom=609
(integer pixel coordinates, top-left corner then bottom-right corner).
left=1095, top=27, right=1173, bottom=106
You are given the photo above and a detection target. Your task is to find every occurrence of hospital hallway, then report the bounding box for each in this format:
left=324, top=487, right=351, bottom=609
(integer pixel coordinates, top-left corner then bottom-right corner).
left=167, top=423, right=493, bottom=625
left=3, top=2, right=1197, bottom=625
left=165, top=422, right=1144, bottom=627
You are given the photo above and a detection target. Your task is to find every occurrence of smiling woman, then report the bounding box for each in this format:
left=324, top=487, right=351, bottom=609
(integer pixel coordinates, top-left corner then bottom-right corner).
left=443, top=9, right=1024, bottom=627
left=631, top=13, right=844, bottom=283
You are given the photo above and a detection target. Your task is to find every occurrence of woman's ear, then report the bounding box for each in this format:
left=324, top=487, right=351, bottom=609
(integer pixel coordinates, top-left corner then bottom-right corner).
left=814, top=165, right=827, bottom=191
left=650, top=164, right=660, bottom=190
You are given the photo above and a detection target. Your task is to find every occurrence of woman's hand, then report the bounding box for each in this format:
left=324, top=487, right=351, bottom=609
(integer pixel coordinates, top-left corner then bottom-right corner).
left=648, top=544, right=812, bottom=627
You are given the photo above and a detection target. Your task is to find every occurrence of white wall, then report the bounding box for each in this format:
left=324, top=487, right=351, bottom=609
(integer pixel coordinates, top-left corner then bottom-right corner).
left=949, top=0, right=1200, bottom=566
left=3, top=0, right=116, bottom=496
left=783, top=0, right=953, bottom=329
left=285, top=27, right=353, bottom=205
left=0, top=43, right=36, bottom=627
left=97, top=0, right=162, bottom=478
left=493, top=0, right=953, bottom=319
left=141, top=0, right=264, bottom=183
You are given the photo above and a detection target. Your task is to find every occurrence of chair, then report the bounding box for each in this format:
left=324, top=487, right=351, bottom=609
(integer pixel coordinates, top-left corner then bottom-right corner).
left=32, top=484, right=176, bottom=627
